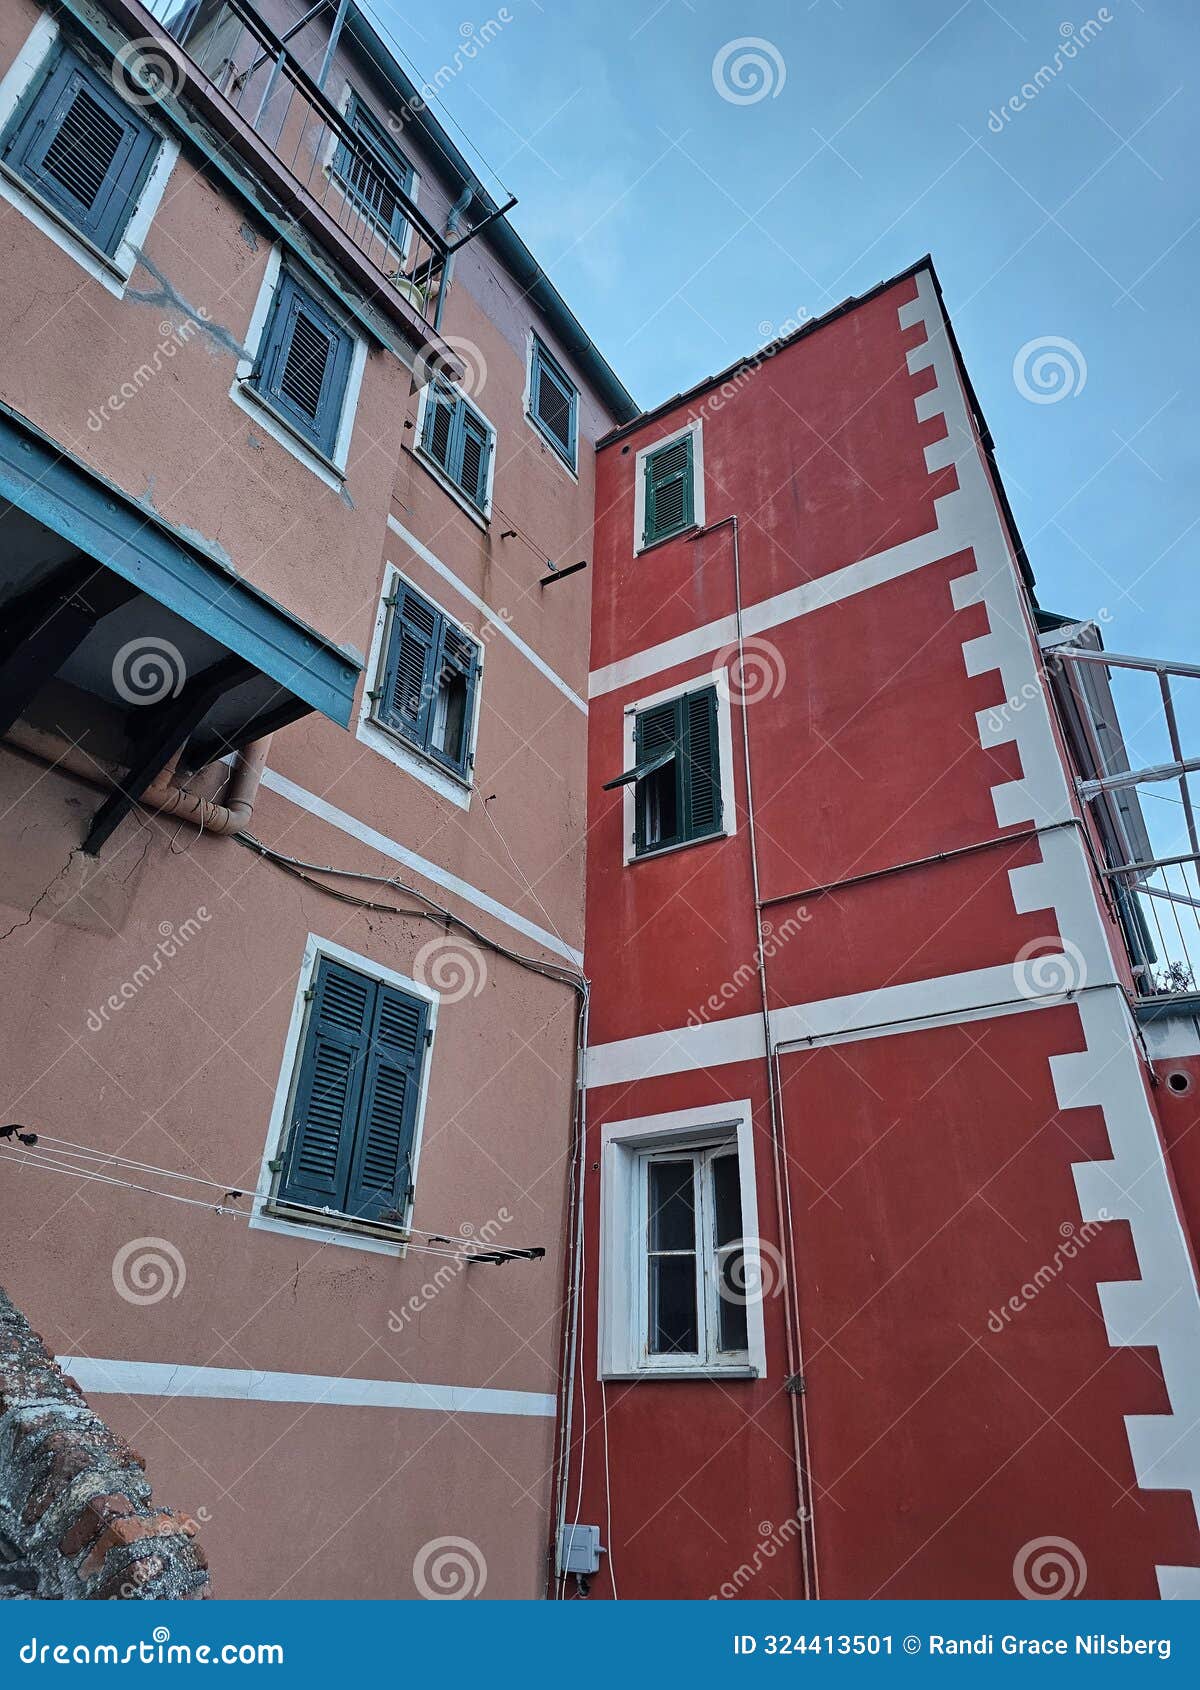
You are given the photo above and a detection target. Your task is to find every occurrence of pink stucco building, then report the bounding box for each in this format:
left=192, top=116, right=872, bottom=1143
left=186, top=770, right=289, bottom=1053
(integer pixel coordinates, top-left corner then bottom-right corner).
left=0, top=0, right=633, bottom=1598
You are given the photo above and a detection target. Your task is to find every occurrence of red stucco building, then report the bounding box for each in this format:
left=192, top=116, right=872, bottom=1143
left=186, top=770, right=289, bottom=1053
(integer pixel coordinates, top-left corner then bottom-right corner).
left=562, top=258, right=1200, bottom=1601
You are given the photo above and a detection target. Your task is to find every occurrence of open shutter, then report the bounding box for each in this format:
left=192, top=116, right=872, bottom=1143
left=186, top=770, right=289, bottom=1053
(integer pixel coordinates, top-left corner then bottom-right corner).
left=643, top=434, right=695, bottom=545
left=682, top=686, right=722, bottom=839
left=379, top=585, right=439, bottom=749
left=457, top=407, right=493, bottom=509
left=428, top=618, right=480, bottom=776
left=421, top=384, right=457, bottom=473
left=633, top=698, right=682, bottom=854
left=344, top=983, right=430, bottom=1222
left=277, top=960, right=373, bottom=1212
left=257, top=276, right=352, bottom=455
left=4, top=52, right=159, bottom=254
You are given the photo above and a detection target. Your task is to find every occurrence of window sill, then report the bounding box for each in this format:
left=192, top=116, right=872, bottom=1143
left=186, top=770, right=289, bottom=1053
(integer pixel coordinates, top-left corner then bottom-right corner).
left=629, top=828, right=728, bottom=865
left=254, top=1200, right=411, bottom=1258
left=602, top=1364, right=760, bottom=1382
left=406, top=441, right=491, bottom=529
left=363, top=707, right=473, bottom=805
left=0, top=161, right=128, bottom=287
left=233, top=382, right=347, bottom=486
left=635, top=522, right=700, bottom=557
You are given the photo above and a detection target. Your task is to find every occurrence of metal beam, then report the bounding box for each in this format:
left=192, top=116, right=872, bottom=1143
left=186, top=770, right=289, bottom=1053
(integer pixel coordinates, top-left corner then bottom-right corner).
left=1078, top=755, right=1200, bottom=801
left=82, top=655, right=253, bottom=856
left=1053, top=645, right=1200, bottom=681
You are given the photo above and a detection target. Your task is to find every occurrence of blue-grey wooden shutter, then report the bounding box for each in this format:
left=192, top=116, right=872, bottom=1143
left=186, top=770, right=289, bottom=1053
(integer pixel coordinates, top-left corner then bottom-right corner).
left=2, top=49, right=159, bottom=254
left=531, top=340, right=578, bottom=465
left=253, top=274, right=353, bottom=456
left=333, top=95, right=413, bottom=248
left=378, top=583, right=439, bottom=749
left=682, top=686, right=722, bottom=840
left=421, top=384, right=457, bottom=475
left=643, top=434, right=695, bottom=545
left=344, top=982, right=430, bottom=1221
left=277, top=959, right=373, bottom=1212
left=456, top=405, right=493, bottom=509
left=428, top=617, right=480, bottom=777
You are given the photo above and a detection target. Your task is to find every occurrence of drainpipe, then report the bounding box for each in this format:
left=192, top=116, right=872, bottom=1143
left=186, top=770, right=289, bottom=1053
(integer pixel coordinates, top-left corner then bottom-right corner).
left=689, top=513, right=819, bottom=1600
left=2, top=723, right=271, bottom=838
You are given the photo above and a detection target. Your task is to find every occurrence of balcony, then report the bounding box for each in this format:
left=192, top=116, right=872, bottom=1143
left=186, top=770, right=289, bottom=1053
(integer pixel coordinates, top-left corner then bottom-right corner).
left=98, top=0, right=475, bottom=368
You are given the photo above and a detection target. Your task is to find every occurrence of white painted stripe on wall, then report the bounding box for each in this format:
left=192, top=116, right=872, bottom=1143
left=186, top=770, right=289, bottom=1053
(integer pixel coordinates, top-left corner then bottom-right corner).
left=388, top=516, right=587, bottom=714
left=61, top=1357, right=556, bottom=1418
left=259, top=767, right=584, bottom=967
left=587, top=517, right=980, bottom=701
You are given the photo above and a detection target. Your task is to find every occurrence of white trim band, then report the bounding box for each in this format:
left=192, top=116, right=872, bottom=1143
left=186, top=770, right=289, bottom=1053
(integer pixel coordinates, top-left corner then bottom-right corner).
left=61, top=1356, right=556, bottom=1418
left=388, top=516, right=587, bottom=715
left=259, top=766, right=584, bottom=967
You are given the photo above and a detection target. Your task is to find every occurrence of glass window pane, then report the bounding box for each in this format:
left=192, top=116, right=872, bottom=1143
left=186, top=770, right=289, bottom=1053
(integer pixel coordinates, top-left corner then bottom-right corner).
left=649, top=1253, right=698, bottom=1355
left=711, top=1153, right=742, bottom=1246
left=717, top=1248, right=750, bottom=1352
left=648, top=1159, right=695, bottom=1252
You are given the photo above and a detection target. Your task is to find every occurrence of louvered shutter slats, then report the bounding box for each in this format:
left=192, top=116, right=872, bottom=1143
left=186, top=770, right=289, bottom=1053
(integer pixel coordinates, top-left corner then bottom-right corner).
left=643, top=434, right=696, bottom=545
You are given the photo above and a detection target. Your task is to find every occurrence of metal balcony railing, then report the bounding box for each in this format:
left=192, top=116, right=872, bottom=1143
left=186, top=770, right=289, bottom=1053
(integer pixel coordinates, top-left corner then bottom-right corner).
left=144, top=0, right=451, bottom=329
left=1048, top=639, right=1200, bottom=1001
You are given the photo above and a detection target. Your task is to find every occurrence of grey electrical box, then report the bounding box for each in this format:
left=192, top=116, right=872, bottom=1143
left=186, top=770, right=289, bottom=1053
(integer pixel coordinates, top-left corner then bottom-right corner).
left=557, top=1523, right=604, bottom=1575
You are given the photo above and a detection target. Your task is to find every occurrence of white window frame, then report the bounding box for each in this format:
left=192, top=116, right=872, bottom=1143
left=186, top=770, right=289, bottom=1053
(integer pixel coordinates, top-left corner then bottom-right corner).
left=230, top=245, right=368, bottom=491
left=620, top=668, right=737, bottom=865
left=522, top=328, right=579, bottom=480
left=598, top=1101, right=767, bottom=1380
left=412, top=379, right=497, bottom=527
left=249, top=933, right=439, bottom=1259
left=0, top=15, right=178, bottom=299
left=355, top=561, right=483, bottom=809
left=633, top=417, right=704, bottom=555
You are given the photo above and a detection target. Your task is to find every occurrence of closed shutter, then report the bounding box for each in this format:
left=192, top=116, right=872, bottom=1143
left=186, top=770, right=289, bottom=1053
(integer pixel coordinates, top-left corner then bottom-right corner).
left=422, top=384, right=457, bottom=474
left=457, top=407, right=493, bottom=509
left=254, top=274, right=353, bottom=456
left=643, top=434, right=695, bottom=545
left=277, top=960, right=372, bottom=1211
left=682, top=686, right=722, bottom=839
left=379, top=584, right=438, bottom=747
left=344, top=984, right=429, bottom=1221
left=531, top=341, right=577, bottom=464
left=3, top=51, right=160, bottom=254
left=334, top=97, right=413, bottom=247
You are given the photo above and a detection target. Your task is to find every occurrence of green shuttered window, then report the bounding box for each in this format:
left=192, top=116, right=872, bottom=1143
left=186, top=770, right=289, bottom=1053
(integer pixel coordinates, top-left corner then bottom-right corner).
left=250, top=272, right=354, bottom=458
left=278, top=957, right=430, bottom=1226
left=374, top=580, right=480, bottom=780
left=528, top=337, right=578, bottom=468
left=1, top=45, right=160, bottom=256
left=604, top=684, right=723, bottom=856
left=419, top=384, right=494, bottom=512
left=642, top=432, right=695, bottom=547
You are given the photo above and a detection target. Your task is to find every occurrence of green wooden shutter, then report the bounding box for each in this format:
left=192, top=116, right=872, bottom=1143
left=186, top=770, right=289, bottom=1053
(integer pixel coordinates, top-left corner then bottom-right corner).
left=682, top=686, right=722, bottom=840
left=344, top=983, right=430, bottom=1222
left=456, top=406, right=493, bottom=509
left=643, top=434, right=695, bottom=545
left=427, top=618, right=480, bottom=777
left=634, top=698, right=682, bottom=854
left=422, top=384, right=457, bottom=473
left=378, top=584, right=439, bottom=749
left=278, top=959, right=373, bottom=1212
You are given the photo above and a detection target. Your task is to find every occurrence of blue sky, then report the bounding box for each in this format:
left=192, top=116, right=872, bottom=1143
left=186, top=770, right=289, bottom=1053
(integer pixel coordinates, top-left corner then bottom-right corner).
left=373, top=0, right=1198, bottom=757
